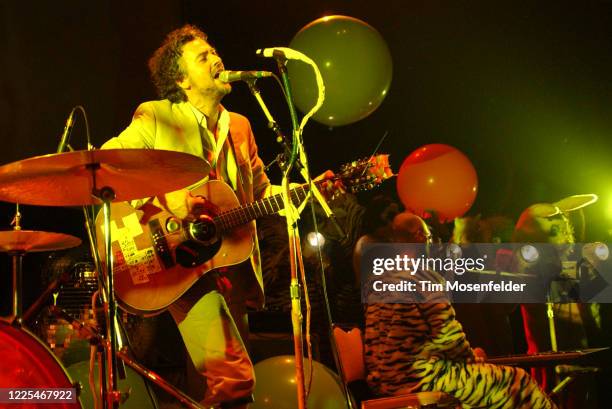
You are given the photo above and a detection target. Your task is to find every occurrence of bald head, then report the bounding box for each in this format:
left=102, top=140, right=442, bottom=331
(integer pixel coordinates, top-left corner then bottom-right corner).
left=392, top=212, right=432, bottom=243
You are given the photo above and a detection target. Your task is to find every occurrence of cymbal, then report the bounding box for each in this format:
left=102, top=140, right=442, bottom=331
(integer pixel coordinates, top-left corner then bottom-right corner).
left=0, top=230, right=81, bottom=253
left=0, top=149, right=210, bottom=206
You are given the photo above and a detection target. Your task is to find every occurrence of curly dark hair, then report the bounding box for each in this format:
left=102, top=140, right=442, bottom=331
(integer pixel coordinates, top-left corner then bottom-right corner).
left=148, top=24, right=207, bottom=103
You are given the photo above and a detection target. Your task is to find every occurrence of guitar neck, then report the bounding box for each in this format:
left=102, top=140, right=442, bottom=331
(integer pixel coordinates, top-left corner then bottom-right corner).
left=208, top=154, right=392, bottom=232
left=213, top=183, right=314, bottom=231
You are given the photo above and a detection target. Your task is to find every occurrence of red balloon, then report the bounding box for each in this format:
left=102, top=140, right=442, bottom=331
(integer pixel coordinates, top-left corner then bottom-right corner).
left=396, top=144, right=478, bottom=222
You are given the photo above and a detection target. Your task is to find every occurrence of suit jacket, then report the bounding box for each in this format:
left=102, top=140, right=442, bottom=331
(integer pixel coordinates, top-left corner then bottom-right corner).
left=103, top=99, right=270, bottom=308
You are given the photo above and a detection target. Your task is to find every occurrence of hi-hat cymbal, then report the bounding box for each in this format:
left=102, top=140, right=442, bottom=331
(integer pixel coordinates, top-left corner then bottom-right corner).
left=0, top=149, right=210, bottom=206
left=0, top=230, right=81, bottom=253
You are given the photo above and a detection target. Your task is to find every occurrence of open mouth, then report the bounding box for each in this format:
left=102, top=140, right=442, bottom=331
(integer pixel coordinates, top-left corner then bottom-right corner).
left=213, top=65, right=225, bottom=80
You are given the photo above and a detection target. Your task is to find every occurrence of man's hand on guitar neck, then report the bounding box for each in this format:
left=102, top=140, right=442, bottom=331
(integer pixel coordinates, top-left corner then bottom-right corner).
left=315, top=170, right=346, bottom=200
left=159, top=189, right=218, bottom=221
left=160, top=171, right=342, bottom=221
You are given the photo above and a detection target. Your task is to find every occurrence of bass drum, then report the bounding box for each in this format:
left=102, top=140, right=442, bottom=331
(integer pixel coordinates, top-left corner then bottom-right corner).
left=0, top=319, right=83, bottom=408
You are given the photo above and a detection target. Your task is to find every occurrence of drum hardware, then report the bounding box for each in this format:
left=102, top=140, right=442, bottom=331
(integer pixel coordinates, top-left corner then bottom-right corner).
left=34, top=261, right=100, bottom=360
left=49, top=304, right=101, bottom=345
left=117, top=349, right=205, bottom=409
left=0, top=305, right=84, bottom=408
left=22, top=269, right=71, bottom=324
left=0, top=149, right=209, bottom=409
left=0, top=204, right=82, bottom=323
left=48, top=304, right=132, bottom=408
left=49, top=304, right=202, bottom=408
left=0, top=208, right=84, bottom=407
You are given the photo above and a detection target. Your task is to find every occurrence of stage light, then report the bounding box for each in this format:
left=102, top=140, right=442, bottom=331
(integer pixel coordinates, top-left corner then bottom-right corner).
left=520, top=244, right=539, bottom=263
left=582, top=242, right=609, bottom=262
left=306, top=231, right=325, bottom=248
left=446, top=243, right=462, bottom=259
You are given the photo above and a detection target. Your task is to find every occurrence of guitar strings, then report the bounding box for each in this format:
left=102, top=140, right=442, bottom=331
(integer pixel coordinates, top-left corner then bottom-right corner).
left=143, top=165, right=380, bottom=242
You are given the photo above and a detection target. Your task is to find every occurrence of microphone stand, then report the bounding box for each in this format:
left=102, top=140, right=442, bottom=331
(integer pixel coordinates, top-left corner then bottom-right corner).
left=55, top=107, right=125, bottom=409
left=250, top=49, right=346, bottom=409
left=272, top=55, right=308, bottom=409
left=246, top=80, right=292, bottom=171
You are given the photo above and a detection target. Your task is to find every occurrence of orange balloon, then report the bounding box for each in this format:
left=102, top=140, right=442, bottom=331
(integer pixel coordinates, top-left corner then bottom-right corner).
left=396, top=144, right=478, bottom=222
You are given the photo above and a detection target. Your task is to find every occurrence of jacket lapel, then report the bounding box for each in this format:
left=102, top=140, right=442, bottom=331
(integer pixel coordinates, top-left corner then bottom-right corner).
left=227, top=131, right=248, bottom=203
left=173, top=102, right=211, bottom=159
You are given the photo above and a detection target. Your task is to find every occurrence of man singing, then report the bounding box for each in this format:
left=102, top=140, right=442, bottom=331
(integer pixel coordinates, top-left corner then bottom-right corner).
left=103, top=24, right=272, bottom=409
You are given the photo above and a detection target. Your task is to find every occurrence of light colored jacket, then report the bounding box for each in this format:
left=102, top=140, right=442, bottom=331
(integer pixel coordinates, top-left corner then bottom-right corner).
left=103, top=99, right=270, bottom=308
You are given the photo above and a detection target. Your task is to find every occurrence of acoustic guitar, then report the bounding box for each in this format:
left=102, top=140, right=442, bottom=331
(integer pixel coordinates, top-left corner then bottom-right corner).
left=96, top=155, right=392, bottom=314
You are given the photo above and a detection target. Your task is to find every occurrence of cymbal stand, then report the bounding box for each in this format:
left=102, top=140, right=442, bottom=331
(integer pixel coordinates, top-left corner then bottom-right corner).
left=89, top=172, right=122, bottom=409
left=9, top=204, right=24, bottom=324
left=49, top=305, right=206, bottom=409
left=92, top=178, right=206, bottom=409
left=116, top=349, right=206, bottom=409
left=80, top=156, right=209, bottom=407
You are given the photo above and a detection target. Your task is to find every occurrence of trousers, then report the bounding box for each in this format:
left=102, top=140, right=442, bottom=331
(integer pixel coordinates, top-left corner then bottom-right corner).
left=168, top=271, right=255, bottom=407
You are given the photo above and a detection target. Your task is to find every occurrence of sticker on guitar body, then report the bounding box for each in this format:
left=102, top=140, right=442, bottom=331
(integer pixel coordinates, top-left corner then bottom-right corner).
left=110, top=214, right=162, bottom=285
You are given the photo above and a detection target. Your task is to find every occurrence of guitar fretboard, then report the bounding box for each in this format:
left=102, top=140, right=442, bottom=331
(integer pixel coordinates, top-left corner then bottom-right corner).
left=212, top=184, right=313, bottom=231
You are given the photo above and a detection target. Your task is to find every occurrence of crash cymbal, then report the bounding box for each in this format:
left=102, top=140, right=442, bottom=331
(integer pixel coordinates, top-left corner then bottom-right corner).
left=0, top=149, right=210, bottom=206
left=0, top=230, right=81, bottom=253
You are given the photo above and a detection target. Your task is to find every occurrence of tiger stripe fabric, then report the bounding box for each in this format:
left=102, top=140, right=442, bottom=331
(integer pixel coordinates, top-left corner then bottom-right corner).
left=365, top=301, right=557, bottom=408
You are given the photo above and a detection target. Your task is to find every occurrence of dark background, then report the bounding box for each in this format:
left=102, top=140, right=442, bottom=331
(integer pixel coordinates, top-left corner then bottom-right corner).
left=1, top=0, right=611, bottom=314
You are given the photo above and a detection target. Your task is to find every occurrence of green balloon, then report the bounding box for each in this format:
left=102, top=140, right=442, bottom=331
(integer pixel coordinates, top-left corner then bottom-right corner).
left=67, top=361, right=156, bottom=409
left=252, top=355, right=348, bottom=408
left=288, top=15, right=392, bottom=127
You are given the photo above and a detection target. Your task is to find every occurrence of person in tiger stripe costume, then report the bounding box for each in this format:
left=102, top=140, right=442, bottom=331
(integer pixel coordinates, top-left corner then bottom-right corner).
left=362, top=211, right=557, bottom=408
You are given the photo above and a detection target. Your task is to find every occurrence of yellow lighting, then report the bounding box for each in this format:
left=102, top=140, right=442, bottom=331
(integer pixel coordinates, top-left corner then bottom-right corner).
left=606, top=192, right=612, bottom=220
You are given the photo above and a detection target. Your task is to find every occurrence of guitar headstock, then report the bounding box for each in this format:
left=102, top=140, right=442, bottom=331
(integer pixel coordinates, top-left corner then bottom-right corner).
left=338, top=154, right=394, bottom=193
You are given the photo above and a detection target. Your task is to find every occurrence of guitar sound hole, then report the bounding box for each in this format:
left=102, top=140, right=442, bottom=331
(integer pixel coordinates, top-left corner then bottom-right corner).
left=188, top=215, right=217, bottom=243
left=175, top=238, right=222, bottom=268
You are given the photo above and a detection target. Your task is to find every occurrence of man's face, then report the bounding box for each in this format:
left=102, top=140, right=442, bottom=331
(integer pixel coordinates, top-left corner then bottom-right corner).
left=177, top=38, right=231, bottom=101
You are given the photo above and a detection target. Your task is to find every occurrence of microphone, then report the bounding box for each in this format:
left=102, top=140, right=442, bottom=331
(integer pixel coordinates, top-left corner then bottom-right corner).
left=218, top=70, right=272, bottom=83
left=256, top=47, right=308, bottom=61
left=56, top=108, right=76, bottom=153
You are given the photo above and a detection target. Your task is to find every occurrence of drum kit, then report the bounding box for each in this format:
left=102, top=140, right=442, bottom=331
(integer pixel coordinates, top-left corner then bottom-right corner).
left=0, top=148, right=210, bottom=408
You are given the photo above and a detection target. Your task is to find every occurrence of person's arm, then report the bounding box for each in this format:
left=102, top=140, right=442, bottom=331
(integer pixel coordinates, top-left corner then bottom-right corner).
left=418, top=302, right=475, bottom=361
left=102, top=102, right=156, bottom=149
left=101, top=102, right=161, bottom=210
